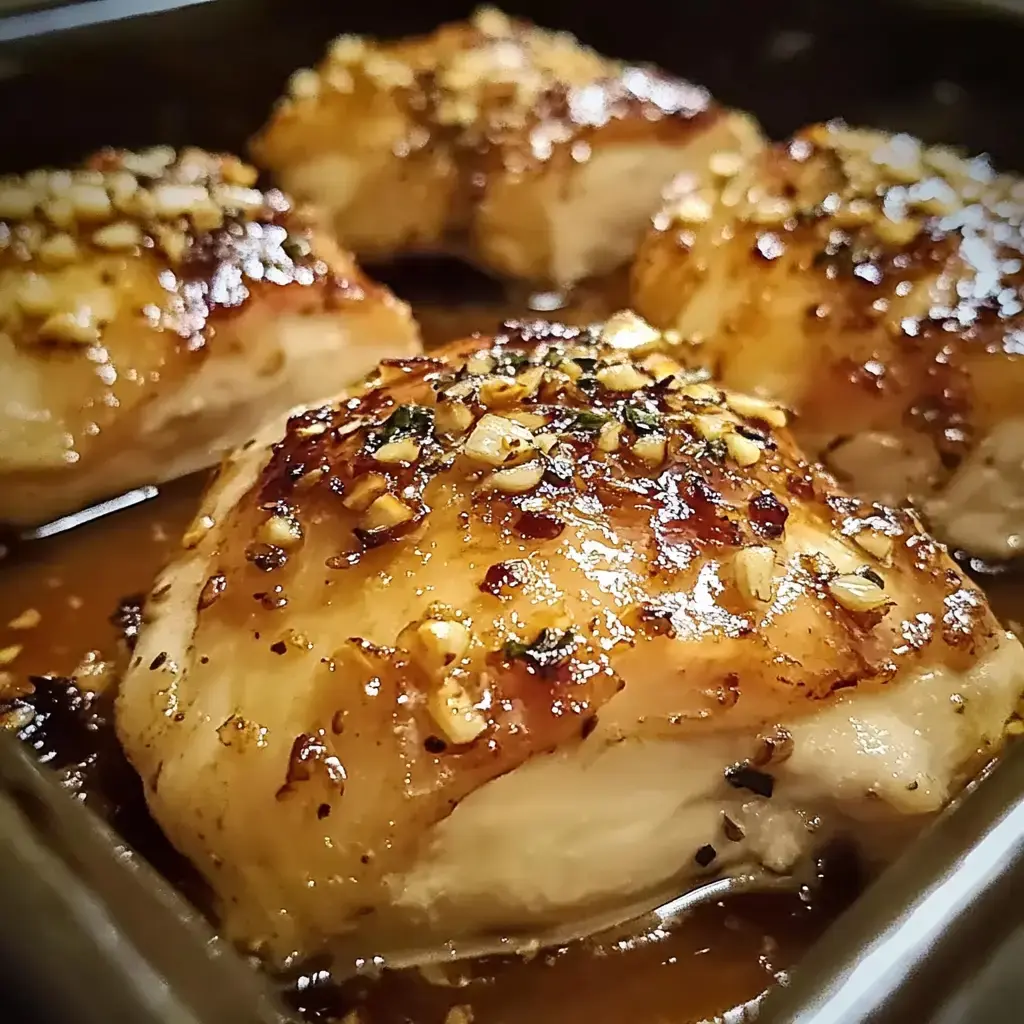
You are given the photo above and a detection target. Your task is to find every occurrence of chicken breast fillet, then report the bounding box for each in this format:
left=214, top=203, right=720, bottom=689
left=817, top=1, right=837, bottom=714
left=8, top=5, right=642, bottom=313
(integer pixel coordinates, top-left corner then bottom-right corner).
left=0, top=146, right=419, bottom=527
left=116, top=311, right=1024, bottom=966
left=251, top=6, right=762, bottom=288
left=632, top=122, right=1024, bottom=560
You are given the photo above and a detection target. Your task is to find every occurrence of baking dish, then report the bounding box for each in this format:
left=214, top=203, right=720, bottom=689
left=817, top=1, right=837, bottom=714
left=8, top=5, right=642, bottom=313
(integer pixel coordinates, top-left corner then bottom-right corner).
left=1, top=1, right=1024, bottom=1022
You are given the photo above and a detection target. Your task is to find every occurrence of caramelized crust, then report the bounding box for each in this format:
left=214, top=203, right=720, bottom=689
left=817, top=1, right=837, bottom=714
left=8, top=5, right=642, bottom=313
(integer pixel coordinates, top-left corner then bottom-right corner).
left=632, top=122, right=1024, bottom=556
left=252, top=6, right=761, bottom=285
left=0, top=146, right=419, bottom=526
left=116, top=313, right=1013, bottom=960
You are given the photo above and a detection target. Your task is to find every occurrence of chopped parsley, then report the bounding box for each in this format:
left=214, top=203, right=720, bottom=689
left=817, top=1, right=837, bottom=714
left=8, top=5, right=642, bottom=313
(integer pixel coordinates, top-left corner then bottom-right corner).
left=494, top=350, right=530, bottom=375
left=366, top=404, right=435, bottom=451
left=504, top=627, right=576, bottom=670
left=568, top=409, right=611, bottom=433
left=700, top=437, right=728, bottom=463
left=623, top=404, right=663, bottom=435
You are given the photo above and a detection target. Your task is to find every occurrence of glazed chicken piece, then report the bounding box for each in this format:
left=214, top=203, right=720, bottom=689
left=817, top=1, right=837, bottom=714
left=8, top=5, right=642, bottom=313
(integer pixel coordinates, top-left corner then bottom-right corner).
left=116, top=312, right=1024, bottom=966
left=0, top=146, right=419, bottom=527
left=251, top=6, right=762, bottom=287
left=632, top=122, right=1024, bottom=560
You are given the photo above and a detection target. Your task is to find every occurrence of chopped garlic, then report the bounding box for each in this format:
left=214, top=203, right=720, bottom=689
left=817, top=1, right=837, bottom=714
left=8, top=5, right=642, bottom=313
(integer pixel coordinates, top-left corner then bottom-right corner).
left=7, top=608, right=41, bottom=630
left=0, top=645, right=22, bottom=668
left=374, top=438, right=421, bottom=464
left=416, top=619, right=470, bottom=676
left=597, top=421, right=622, bottom=452
left=259, top=514, right=303, bottom=549
left=343, top=473, right=388, bottom=512
left=435, top=400, right=474, bottom=436
left=852, top=528, right=894, bottom=564
left=599, top=310, right=663, bottom=352
left=693, top=414, right=730, bottom=441
left=596, top=363, right=652, bottom=392
left=734, top=547, right=775, bottom=604
left=632, top=434, right=667, bottom=466
left=464, top=414, right=536, bottom=467
left=429, top=679, right=486, bottom=745
left=465, top=352, right=495, bottom=375
left=725, top=392, right=788, bottom=429
left=725, top=432, right=762, bottom=467
left=479, top=376, right=527, bottom=408
left=361, top=494, right=414, bottom=531
left=485, top=460, right=545, bottom=494
left=828, top=573, right=890, bottom=613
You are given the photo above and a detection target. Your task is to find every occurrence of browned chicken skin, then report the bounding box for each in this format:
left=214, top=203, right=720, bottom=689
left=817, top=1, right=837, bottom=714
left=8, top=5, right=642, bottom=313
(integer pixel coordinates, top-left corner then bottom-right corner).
left=0, top=146, right=419, bottom=527
left=117, top=313, right=1023, bottom=966
left=632, top=122, right=1024, bottom=559
left=251, top=6, right=762, bottom=287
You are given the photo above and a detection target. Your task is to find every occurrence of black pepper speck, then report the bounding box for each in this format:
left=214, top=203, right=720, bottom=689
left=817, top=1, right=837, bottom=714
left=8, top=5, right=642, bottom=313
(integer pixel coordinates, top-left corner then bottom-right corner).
left=694, top=844, right=717, bottom=867
left=724, top=762, right=775, bottom=797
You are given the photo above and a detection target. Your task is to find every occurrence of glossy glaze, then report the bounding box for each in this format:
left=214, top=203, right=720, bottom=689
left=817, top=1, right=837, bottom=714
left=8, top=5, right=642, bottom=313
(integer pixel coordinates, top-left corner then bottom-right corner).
left=632, top=124, right=1024, bottom=559
left=112, top=315, right=1020, bottom=969
left=0, top=472, right=844, bottom=1024
left=0, top=146, right=418, bottom=526
left=253, top=7, right=761, bottom=284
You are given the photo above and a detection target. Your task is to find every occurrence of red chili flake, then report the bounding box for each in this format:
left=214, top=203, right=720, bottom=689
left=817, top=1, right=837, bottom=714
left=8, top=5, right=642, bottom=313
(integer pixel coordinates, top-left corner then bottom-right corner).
left=515, top=511, right=565, bottom=540
left=748, top=491, right=789, bottom=539
left=786, top=472, right=815, bottom=501
left=480, top=559, right=528, bottom=595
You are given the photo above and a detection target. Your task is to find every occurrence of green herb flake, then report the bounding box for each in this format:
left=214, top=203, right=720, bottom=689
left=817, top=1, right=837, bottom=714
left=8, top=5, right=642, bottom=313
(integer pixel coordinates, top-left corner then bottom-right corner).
left=494, top=351, right=530, bottom=375
left=623, top=404, right=663, bottom=435
left=569, top=409, right=611, bottom=433
left=503, top=627, right=576, bottom=670
left=369, top=404, right=435, bottom=451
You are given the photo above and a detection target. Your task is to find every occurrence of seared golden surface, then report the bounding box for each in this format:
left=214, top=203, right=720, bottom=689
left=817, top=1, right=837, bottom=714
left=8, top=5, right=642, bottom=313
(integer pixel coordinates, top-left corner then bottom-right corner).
left=117, top=314, right=1020, bottom=966
left=0, top=146, right=418, bottom=526
left=632, top=122, right=1024, bottom=557
left=253, top=7, right=761, bottom=286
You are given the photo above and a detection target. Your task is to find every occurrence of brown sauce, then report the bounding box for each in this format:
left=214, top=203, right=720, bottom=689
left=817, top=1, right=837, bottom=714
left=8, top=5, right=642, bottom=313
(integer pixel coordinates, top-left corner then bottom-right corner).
left=0, top=269, right=1019, bottom=1024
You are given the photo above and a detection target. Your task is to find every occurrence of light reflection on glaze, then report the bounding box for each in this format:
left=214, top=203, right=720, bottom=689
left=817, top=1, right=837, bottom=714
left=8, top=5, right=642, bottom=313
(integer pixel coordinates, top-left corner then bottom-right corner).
left=113, top=319, right=1009, bottom=967
left=633, top=120, right=1024, bottom=530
